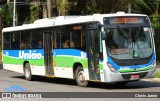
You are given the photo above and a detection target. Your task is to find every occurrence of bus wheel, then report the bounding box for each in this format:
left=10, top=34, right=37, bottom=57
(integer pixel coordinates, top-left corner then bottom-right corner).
left=75, top=66, right=88, bottom=87
left=24, top=63, right=33, bottom=81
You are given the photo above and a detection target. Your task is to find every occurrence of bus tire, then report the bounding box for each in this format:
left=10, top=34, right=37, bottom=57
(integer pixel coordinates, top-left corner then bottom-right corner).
left=75, top=66, right=88, bottom=87
left=24, top=63, right=33, bottom=81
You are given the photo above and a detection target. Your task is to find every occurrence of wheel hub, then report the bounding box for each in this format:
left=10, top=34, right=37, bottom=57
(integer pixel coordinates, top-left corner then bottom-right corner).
left=25, top=67, right=30, bottom=78
left=78, top=71, right=85, bottom=82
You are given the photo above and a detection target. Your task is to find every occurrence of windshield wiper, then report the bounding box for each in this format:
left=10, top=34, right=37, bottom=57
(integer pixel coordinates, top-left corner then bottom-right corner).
left=116, top=25, right=124, bottom=37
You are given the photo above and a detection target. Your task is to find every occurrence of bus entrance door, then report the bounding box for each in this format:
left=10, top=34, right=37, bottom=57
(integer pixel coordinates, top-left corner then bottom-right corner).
left=44, top=32, right=54, bottom=77
left=87, top=25, right=101, bottom=81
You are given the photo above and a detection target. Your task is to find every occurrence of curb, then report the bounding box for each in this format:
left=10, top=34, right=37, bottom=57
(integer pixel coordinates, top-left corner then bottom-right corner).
left=142, top=78, right=160, bottom=82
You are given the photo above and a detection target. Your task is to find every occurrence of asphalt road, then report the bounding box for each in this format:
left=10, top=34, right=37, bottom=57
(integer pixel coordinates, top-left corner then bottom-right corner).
left=0, top=68, right=160, bottom=101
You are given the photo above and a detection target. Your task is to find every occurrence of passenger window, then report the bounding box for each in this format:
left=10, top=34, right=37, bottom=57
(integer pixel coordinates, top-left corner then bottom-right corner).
left=72, top=25, right=86, bottom=51
left=21, top=31, right=31, bottom=49
left=31, top=29, right=43, bottom=49
left=56, top=28, right=63, bottom=48
left=61, top=27, right=74, bottom=48
left=3, top=33, right=10, bottom=50
left=11, top=32, right=20, bottom=49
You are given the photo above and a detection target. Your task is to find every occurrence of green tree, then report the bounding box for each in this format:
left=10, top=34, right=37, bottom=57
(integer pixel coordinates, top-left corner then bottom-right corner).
left=0, top=5, right=13, bottom=27
left=30, top=3, right=41, bottom=23
left=148, top=0, right=160, bottom=27
left=57, top=0, right=69, bottom=15
left=85, top=0, right=150, bottom=14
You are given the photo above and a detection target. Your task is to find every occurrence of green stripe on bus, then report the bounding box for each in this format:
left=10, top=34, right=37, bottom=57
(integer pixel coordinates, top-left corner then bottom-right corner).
left=3, top=55, right=103, bottom=70
left=118, top=66, right=150, bottom=73
left=3, top=55, right=45, bottom=66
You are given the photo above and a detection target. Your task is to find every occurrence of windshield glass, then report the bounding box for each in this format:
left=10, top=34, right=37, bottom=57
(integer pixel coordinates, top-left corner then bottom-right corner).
left=105, top=27, right=153, bottom=59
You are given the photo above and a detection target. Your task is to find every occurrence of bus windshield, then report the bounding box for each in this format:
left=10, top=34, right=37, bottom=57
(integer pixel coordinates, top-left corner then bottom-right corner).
left=105, top=26, right=153, bottom=60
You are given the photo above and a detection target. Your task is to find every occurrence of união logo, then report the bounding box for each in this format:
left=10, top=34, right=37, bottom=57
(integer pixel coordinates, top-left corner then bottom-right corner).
left=19, top=50, right=42, bottom=60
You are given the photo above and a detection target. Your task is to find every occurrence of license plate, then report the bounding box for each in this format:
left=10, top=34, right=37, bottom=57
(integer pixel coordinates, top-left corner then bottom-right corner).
left=131, top=74, right=139, bottom=79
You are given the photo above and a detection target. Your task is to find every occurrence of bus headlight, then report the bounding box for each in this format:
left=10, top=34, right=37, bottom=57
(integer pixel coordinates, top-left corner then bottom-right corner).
left=150, top=60, right=156, bottom=70
left=107, top=63, right=118, bottom=73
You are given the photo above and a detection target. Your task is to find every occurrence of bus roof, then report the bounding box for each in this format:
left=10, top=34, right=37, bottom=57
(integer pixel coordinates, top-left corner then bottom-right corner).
left=2, top=12, right=148, bottom=33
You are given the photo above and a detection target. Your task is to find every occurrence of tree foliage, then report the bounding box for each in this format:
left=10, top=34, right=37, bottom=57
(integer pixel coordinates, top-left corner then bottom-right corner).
left=86, top=0, right=130, bottom=14
left=57, top=0, right=69, bottom=15
left=30, top=3, right=41, bottom=23
left=0, top=4, right=13, bottom=27
left=0, top=0, right=160, bottom=26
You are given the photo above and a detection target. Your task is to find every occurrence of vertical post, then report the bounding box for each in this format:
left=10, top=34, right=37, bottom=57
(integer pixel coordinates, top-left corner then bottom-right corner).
left=13, top=0, right=16, bottom=26
left=47, top=0, right=58, bottom=18
left=128, top=3, right=131, bottom=13
left=0, top=16, right=3, bottom=62
left=47, top=0, right=52, bottom=18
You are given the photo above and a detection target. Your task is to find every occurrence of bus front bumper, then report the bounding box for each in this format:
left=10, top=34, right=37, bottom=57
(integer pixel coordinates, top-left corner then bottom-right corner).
left=103, top=66, right=156, bottom=83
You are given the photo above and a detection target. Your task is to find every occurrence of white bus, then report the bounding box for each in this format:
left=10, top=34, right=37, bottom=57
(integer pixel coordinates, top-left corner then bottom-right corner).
left=2, top=12, right=156, bottom=86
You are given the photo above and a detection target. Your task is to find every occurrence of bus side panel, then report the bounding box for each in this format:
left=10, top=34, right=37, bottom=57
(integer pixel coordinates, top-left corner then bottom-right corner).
left=30, top=66, right=46, bottom=76
left=54, top=67, right=73, bottom=79
left=53, top=49, right=89, bottom=79
left=2, top=49, right=46, bottom=76
left=3, top=64, right=23, bottom=73
left=52, top=49, right=104, bottom=81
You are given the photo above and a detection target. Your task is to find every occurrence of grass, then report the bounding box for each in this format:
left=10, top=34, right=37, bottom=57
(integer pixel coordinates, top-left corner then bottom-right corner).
left=156, top=72, right=160, bottom=78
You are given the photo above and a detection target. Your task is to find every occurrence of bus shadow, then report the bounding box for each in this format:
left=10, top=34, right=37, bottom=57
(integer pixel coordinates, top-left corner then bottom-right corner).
left=89, top=81, right=160, bottom=90
left=12, top=75, right=160, bottom=90
left=12, top=76, right=78, bottom=86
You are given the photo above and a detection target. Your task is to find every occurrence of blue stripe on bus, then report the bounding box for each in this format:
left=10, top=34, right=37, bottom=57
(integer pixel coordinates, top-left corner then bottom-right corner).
left=53, top=49, right=87, bottom=57
left=3, top=49, right=105, bottom=62
left=3, top=49, right=44, bottom=57
left=107, top=53, right=156, bottom=70
left=3, top=49, right=88, bottom=58
left=53, top=49, right=103, bottom=62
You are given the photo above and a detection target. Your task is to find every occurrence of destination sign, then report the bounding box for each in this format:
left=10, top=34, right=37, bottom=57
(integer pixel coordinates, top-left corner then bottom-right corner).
left=109, top=17, right=143, bottom=24
left=113, top=18, right=139, bottom=24
left=103, top=16, right=149, bottom=25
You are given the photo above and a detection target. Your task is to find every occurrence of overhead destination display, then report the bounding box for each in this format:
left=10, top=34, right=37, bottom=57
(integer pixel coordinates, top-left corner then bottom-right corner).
left=109, top=17, right=143, bottom=24
left=103, top=16, right=150, bottom=26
